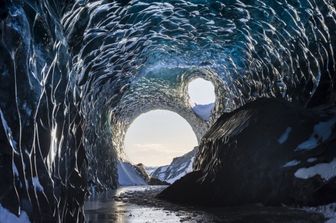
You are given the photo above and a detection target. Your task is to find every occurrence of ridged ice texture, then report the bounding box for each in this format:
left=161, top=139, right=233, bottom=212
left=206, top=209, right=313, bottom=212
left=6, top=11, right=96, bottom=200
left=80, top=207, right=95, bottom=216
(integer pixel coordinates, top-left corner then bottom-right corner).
left=0, top=0, right=335, bottom=222
left=64, top=0, right=336, bottom=194
left=0, top=1, right=85, bottom=222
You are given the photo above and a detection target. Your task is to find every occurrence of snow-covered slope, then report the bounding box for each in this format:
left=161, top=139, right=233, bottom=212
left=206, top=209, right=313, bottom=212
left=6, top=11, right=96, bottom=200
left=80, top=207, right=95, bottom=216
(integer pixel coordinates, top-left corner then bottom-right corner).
left=144, top=166, right=158, bottom=176
left=117, top=161, right=148, bottom=186
left=151, top=147, right=198, bottom=184
left=192, top=103, right=214, bottom=121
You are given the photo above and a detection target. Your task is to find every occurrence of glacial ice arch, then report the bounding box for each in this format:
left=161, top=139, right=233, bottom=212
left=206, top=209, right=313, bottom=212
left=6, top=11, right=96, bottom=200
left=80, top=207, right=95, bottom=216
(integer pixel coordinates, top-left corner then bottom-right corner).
left=111, top=69, right=222, bottom=150
left=86, top=68, right=224, bottom=190
left=75, top=0, right=336, bottom=192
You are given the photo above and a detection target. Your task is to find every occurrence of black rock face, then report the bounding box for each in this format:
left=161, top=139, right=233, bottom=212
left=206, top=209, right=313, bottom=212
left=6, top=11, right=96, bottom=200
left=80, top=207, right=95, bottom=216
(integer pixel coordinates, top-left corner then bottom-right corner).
left=0, top=0, right=9, bottom=20
left=159, top=98, right=336, bottom=207
left=148, top=177, right=170, bottom=186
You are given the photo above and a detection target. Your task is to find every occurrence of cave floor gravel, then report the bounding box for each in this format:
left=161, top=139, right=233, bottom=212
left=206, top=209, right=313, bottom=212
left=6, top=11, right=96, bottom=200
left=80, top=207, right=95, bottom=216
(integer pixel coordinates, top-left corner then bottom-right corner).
left=84, top=185, right=326, bottom=223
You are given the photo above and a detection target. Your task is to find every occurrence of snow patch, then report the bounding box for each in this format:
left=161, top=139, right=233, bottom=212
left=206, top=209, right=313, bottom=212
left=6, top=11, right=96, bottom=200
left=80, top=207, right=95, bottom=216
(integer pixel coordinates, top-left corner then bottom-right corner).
left=296, top=117, right=336, bottom=151
left=0, top=204, right=30, bottom=223
left=296, top=137, right=319, bottom=151
left=294, top=159, right=336, bottom=181
left=302, top=203, right=336, bottom=223
left=144, top=166, right=158, bottom=176
left=117, top=161, right=147, bottom=186
left=283, top=160, right=300, bottom=168
left=191, top=103, right=214, bottom=121
left=307, top=157, right=317, bottom=163
left=277, top=127, right=292, bottom=144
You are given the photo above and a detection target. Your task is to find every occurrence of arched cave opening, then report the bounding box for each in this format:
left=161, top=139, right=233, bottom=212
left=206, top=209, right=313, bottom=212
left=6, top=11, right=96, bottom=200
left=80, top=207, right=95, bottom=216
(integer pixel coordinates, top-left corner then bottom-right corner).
left=120, top=109, right=198, bottom=185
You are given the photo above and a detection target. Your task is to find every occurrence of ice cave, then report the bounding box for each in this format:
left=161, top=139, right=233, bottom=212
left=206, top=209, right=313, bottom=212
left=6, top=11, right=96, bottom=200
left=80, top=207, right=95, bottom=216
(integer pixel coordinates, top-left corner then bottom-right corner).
left=0, top=0, right=336, bottom=222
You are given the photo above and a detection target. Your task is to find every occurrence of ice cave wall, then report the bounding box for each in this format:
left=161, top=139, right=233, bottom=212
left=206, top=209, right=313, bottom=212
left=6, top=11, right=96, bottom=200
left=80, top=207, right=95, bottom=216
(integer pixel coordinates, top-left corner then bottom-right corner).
left=66, top=0, right=336, bottom=193
left=0, top=0, right=335, bottom=222
left=0, top=1, right=86, bottom=222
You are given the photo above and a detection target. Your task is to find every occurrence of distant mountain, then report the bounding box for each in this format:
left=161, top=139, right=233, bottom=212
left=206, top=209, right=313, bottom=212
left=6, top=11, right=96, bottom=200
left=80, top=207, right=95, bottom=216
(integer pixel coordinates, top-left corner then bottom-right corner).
left=144, top=166, right=158, bottom=175
left=192, top=103, right=214, bottom=121
left=150, top=147, right=198, bottom=184
left=117, top=161, right=169, bottom=186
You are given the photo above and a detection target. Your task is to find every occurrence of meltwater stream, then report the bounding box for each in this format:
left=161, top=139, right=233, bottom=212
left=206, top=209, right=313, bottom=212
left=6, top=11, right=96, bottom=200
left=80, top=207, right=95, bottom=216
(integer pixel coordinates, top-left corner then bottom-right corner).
left=84, top=186, right=328, bottom=223
left=0, top=0, right=336, bottom=222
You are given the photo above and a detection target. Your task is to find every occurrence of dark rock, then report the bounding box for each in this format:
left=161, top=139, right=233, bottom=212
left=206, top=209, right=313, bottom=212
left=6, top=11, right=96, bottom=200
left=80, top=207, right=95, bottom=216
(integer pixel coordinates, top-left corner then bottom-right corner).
left=135, top=163, right=150, bottom=182
left=0, top=0, right=8, bottom=20
left=135, top=163, right=170, bottom=185
left=148, top=177, right=170, bottom=185
left=158, top=98, right=336, bottom=207
left=122, top=163, right=169, bottom=185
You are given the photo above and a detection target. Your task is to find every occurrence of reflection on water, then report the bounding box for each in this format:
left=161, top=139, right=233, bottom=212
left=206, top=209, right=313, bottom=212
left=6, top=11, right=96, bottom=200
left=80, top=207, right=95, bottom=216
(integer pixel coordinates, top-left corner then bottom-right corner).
left=85, top=200, right=183, bottom=223
left=84, top=186, right=327, bottom=223
left=85, top=186, right=183, bottom=223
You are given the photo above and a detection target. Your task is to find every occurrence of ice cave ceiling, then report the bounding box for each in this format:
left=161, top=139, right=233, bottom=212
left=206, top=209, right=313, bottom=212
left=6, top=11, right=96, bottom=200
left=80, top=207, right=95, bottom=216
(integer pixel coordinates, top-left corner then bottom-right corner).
left=0, top=0, right=336, bottom=221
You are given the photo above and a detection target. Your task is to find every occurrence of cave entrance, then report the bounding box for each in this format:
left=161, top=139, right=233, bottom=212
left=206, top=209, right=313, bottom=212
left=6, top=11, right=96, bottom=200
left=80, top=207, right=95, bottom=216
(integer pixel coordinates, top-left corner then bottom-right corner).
left=124, top=110, right=197, bottom=167
left=121, top=110, right=198, bottom=185
left=187, top=78, right=216, bottom=121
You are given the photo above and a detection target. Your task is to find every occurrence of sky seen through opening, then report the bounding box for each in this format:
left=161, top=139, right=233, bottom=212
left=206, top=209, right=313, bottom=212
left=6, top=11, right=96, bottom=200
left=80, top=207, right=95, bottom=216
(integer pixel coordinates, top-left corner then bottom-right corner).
left=124, top=79, right=215, bottom=166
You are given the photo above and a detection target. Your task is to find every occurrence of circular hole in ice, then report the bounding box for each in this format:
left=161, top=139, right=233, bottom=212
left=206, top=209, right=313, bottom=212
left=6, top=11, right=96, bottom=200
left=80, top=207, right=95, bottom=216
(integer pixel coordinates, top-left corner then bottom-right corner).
left=187, top=78, right=216, bottom=106
left=187, top=78, right=216, bottom=121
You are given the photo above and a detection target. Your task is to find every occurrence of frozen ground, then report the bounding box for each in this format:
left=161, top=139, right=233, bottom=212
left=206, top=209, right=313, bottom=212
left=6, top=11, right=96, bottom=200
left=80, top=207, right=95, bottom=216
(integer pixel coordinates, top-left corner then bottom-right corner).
left=84, top=186, right=330, bottom=223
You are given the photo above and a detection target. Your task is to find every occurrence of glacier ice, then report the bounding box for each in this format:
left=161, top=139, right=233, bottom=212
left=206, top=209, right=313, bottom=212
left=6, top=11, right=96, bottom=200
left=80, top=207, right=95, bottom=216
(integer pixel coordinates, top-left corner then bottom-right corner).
left=0, top=0, right=335, bottom=221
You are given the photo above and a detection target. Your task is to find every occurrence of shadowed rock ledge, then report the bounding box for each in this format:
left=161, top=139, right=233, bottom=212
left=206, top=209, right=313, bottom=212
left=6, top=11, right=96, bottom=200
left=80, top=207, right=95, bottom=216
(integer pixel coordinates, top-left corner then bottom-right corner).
left=158, top=98, right=336, bottom=207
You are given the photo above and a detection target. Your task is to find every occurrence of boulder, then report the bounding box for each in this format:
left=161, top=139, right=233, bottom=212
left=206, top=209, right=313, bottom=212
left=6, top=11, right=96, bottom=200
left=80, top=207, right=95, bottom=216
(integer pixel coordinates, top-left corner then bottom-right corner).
left=158, top=98, right=336, bottom=207
left=148, top=177, right=170, bottom=185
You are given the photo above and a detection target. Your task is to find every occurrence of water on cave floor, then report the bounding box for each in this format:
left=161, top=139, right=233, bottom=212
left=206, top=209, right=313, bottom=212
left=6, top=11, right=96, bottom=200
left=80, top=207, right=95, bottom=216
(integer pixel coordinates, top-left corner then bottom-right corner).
left=84, top=186, right=327, bottom=223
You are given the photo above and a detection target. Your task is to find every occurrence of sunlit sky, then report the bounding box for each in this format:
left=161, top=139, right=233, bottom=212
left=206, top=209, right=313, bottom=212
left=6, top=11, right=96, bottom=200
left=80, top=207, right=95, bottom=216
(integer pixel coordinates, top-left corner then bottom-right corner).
left=124, top=78, right=215, bottom=167
left=188, top=78, right=216, bottom=105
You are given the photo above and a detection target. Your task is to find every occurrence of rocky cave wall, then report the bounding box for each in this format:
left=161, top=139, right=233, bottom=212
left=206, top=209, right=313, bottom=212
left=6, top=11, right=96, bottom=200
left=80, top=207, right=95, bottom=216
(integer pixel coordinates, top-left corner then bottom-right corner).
left=0, top=0, right=335, bottom=222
